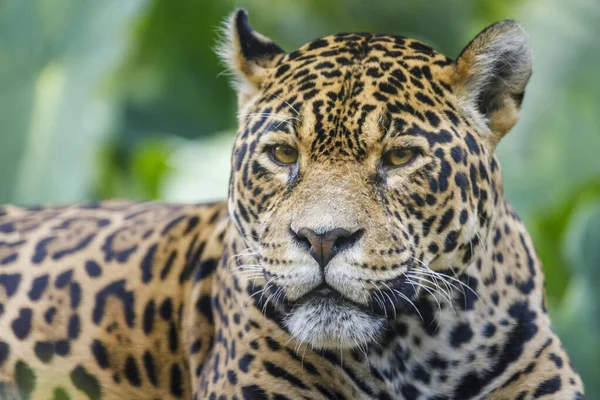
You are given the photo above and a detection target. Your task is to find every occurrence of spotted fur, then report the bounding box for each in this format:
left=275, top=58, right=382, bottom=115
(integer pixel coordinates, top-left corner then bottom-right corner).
left=0, top=201, right=228, bottom=399
left=0, top=8, right=584, bottom=400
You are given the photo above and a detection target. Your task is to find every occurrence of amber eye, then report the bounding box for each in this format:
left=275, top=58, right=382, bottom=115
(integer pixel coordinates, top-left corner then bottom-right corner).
left=269, top=145, right=299, bottom=165
left=382, top=148, right=417, bottom=167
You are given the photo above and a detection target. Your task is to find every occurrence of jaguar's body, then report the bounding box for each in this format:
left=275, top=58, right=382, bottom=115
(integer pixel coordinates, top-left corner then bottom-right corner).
left=0, top=201, right=228, bottom=399
left=0, top=9, right=584, bottom=400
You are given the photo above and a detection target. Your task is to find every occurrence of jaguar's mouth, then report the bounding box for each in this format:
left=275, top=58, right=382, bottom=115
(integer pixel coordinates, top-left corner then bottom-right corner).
left=283, top=282, right=372, bottom=313
left=310, top=284, right=335, bottom=297
left=294, top=283, right=349, bottom=303
left=265, top=271, right=419, bottom=321
left=256, top=275, right=417, bottom=349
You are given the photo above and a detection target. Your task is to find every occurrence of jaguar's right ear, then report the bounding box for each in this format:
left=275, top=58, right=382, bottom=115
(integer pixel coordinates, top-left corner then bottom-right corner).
left=451, top=20, right=532, bottom=148
left=217, top=9, right=285, bottom=107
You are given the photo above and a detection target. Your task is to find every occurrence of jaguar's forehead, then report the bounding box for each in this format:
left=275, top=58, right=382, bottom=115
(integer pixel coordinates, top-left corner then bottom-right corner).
left=250, top=33, right=460, bottom=161
left=268, top=33, right=455, bottom=101
left=285, top=33, right=450, bottom=66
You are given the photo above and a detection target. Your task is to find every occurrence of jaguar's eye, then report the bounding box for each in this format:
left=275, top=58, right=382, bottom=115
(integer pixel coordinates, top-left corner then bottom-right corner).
left=269, top=145, right=299, bottom=165
left=382, top=148, right=417, bottom=167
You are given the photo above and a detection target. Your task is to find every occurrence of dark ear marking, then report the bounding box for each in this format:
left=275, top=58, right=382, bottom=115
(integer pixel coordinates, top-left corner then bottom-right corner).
left=217, top=9, right=285, bottom=106
left=234, top=9, right=284, bottom=61
left=452, top=20, right=532, bottom=146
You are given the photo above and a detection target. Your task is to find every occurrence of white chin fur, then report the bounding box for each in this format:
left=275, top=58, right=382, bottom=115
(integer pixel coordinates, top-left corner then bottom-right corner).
left=283, top=297, right=385, bottom=350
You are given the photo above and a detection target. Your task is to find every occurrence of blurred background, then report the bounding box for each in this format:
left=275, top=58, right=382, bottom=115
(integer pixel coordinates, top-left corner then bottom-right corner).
left=1, top=0, right=598, bottom=394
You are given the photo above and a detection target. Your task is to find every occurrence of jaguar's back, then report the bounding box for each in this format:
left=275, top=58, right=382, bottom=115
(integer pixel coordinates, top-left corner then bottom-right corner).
left=0, top=201, right=227, bottom=399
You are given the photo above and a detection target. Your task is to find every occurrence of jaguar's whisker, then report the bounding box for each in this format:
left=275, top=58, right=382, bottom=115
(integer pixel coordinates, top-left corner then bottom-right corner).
left=407, top=273, right=457, bottom=316
left=404, top=278, right=443, bottom=324
left=392, top=289, right=424, bottom=321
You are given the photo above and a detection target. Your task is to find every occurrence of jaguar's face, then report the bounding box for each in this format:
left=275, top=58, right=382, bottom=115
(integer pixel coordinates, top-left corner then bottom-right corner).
left=222, top=10, right=531, bottom=349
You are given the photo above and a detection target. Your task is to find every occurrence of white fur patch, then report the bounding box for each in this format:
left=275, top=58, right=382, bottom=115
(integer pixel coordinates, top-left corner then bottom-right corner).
left=283, top=296, right=385, bottom=350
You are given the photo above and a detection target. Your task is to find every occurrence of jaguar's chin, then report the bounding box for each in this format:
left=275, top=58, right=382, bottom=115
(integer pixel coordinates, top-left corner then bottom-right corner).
left=283, top=295, right=385, bottom=350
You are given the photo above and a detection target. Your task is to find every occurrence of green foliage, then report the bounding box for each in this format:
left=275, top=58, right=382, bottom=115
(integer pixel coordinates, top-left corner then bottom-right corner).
left=94, top=137, right=172, bottom=200
left=115, top=0, right=237, bottom=139
left=0, top=0, right=148, bottom=205
left=554, top=202, right=600, bottom=396
left=529, top=183, right=600, bottom=300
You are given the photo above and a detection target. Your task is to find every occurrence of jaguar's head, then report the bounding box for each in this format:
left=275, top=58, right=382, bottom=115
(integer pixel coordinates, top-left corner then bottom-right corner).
left=219, top=9, right=531, bottom=349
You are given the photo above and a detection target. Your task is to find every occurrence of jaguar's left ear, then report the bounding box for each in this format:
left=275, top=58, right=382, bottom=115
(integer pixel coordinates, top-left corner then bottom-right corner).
left=217, top=9, right=285, bottom=108
left=452, top=20, right=532, bottom=148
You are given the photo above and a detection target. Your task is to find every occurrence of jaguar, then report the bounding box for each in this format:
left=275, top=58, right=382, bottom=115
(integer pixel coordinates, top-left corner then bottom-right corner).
left=0, top=8, right=585, bottom=400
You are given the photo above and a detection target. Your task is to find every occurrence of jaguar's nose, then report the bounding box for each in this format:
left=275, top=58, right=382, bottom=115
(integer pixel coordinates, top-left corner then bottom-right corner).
left=291, top=227, right=364, bottom=270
